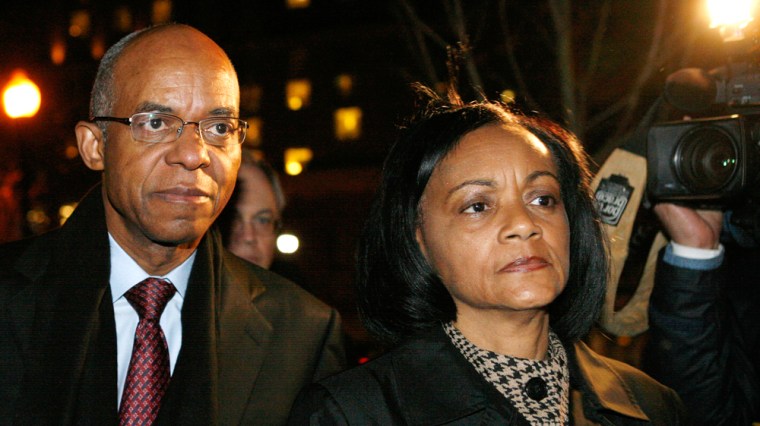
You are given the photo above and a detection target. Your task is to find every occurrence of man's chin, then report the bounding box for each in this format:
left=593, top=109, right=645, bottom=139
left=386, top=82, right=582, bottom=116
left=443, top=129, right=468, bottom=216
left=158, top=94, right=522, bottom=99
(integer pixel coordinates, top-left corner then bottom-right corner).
left=145, top=221, right=207, bottom=248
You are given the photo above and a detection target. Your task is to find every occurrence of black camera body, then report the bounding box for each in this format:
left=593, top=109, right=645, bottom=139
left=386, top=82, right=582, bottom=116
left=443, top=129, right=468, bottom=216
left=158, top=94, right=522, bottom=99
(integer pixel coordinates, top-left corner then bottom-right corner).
left=647, top=113, right=760, bottom=205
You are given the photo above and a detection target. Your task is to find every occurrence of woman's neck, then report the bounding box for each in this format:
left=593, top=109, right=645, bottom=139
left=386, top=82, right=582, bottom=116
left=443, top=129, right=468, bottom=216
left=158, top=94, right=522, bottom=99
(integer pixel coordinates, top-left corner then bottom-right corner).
left=452, top=307, right=551, bottom=359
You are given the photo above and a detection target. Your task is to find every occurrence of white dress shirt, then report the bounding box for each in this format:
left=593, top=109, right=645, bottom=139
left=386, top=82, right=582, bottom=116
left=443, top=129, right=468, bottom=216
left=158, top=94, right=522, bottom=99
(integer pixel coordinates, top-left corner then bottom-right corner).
left=108, top=234, right=195, bottom=407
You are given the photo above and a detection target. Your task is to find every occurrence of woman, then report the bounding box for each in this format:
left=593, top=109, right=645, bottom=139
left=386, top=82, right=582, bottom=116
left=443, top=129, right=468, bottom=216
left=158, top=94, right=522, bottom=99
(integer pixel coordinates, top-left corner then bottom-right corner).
left=288, top=86, right=685, bottom=424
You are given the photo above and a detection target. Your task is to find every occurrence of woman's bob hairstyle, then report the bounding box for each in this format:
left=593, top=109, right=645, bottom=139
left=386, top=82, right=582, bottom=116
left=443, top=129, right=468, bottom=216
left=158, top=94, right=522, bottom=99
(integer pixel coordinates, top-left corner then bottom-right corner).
left=356, top=84, right=608, bottom=346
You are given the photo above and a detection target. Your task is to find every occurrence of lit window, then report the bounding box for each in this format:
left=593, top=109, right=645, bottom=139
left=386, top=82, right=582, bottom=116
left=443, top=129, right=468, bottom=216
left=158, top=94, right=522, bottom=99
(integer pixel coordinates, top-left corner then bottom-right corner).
left=65, top=145, right=79, bottom=160
left=335, top=74, right=354, bottom=97
left=241, top=84, right=263, bottom=113
left=286, top=79, right=311, bottom=111
left=59, top=203, right=77, bottom=225
left=114, top=7, right=133, bottom=32
left=245, top=117, right=263, bottom=147
left=334, top=107, right=362, bottom=141
left=51, top=37, right=66, bottom=65
left=286, top=0, right=310, bottom=9
left=69, top=10, right=91, bottom=38
left=284, top=147, right=313, bottom=176
left=500, top=89, right=516, bottom=104
left=91, top=36, right=106, bottom=60
left=152, top=0, right=173, bottom=24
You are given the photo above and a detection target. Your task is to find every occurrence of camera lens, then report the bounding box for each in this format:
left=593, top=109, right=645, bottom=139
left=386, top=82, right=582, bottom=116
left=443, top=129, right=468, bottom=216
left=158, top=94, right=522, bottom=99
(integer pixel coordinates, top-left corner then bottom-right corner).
left=674, top=126, right=738, bottom=194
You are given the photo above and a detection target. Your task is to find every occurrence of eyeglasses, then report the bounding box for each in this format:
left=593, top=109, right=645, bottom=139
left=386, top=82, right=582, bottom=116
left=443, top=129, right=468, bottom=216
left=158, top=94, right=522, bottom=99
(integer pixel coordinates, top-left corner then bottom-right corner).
left=91, top=112, right=248, bottom=146
left=232, top=212, right=282, bottom=236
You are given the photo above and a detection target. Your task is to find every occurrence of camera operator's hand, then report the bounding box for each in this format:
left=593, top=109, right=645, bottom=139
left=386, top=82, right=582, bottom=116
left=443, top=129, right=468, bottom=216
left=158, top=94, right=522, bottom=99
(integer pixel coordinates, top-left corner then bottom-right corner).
left=653, top=203, right=723, bottom=249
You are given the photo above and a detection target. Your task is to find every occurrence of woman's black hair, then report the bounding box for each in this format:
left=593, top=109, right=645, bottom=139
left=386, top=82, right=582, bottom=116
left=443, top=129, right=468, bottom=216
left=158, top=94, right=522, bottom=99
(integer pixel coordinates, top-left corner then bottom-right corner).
left=356, top=84, right=608, bottom=346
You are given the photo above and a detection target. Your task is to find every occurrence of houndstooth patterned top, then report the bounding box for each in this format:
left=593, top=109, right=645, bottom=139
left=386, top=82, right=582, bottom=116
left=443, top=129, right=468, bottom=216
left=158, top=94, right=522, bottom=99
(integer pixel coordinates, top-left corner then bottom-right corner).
left=443, top=322, right=570, bottom=425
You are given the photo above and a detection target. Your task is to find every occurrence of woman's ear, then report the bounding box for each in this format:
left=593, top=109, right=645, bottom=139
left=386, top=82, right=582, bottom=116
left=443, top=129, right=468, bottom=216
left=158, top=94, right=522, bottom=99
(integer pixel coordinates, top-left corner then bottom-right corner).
left=415, top=226, right=429, bottom=261
left=75, top=121, right=105, bottom=171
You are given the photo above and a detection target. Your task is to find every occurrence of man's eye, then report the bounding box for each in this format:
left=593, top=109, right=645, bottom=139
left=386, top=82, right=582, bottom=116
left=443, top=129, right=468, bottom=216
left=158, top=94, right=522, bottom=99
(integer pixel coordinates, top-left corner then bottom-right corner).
left=463, top=202, right=487, bottom=213
left=255, top=216, right=273, bottom=225
left=206, top=121, right=235, bottom=136
left=148, top=118, right=165, bottom=130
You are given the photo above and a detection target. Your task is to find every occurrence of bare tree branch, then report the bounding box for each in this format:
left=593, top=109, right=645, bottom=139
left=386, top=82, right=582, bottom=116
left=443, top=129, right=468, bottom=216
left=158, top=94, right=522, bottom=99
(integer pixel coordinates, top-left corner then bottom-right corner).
left=395, top=0, right=446, bottom=86
left=444, top=0, right=486, bottom=99
left=497, top=0, right=542, bottom=111
left=578, top=1, right=611, bottom=105
left=397, top=0, right=449, bottom=49
left=610, top=0, right=668, bottom=141
left=548, top=0, right=579, bottom=134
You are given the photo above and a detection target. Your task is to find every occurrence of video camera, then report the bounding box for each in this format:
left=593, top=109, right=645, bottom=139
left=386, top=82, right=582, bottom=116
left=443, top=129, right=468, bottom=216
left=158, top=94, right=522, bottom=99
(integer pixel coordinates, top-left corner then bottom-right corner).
left=646, top=24, right=760, bottom=208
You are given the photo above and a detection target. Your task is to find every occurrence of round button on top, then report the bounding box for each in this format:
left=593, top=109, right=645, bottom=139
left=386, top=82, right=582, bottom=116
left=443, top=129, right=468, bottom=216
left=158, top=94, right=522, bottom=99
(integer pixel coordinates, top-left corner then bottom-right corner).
left=525, top=377, right=548, bottom=401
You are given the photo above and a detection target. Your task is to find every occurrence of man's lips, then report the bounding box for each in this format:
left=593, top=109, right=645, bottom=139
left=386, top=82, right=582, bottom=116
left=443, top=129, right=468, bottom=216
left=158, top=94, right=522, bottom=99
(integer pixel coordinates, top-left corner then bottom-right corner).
left=500, top=256, right=550, bottom=273
left=154, top=187, right=211, bottom=203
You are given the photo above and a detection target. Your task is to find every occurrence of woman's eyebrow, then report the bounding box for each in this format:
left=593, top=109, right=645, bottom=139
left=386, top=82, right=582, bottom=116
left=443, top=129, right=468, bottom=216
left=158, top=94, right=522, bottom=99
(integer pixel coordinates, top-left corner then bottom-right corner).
left=446, top=179, right=494, bottom=197
left=526, top=170, right=560, bottom=183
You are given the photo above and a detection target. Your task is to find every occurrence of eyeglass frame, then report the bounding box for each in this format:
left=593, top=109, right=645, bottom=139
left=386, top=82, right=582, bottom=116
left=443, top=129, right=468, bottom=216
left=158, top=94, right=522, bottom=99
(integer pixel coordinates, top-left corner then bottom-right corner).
left=90, top=112, right=249, bottom=146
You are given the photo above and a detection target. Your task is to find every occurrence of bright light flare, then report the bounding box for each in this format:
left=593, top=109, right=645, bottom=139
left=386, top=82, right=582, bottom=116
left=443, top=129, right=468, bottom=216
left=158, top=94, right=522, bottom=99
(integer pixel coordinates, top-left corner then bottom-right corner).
left=277, top=233, right=300, bottom=254
left=707, top=0, right=753, bottom=29
left=3, top=71, right=41, bottom=118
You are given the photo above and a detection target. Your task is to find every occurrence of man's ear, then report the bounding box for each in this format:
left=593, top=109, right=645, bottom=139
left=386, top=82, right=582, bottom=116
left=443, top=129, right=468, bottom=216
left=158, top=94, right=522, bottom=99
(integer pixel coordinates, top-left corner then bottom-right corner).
left=75, top=121, right=105, bottom=171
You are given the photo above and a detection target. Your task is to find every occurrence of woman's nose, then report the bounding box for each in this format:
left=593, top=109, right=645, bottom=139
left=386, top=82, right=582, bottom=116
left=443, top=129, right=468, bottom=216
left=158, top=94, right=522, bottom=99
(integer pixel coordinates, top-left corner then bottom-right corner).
left=498, top=204, right=541, bottom=242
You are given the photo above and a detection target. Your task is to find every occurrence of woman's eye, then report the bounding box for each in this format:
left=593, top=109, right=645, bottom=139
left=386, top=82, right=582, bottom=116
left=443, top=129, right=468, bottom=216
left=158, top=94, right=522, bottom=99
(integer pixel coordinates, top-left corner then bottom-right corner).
left=531, top=195, right=556, bottom=207
left=462, top=202, right=487, bottom=213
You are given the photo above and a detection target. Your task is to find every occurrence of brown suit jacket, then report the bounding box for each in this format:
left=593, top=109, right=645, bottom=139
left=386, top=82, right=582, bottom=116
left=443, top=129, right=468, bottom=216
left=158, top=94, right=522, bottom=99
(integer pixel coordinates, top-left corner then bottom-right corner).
left=0, top=186, right=346, bottom=425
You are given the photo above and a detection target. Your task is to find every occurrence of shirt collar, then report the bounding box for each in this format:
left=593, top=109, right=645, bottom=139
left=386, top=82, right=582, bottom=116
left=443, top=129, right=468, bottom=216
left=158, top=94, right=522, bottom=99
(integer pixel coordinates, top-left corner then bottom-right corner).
left=108, top=233, right=194, bottom=303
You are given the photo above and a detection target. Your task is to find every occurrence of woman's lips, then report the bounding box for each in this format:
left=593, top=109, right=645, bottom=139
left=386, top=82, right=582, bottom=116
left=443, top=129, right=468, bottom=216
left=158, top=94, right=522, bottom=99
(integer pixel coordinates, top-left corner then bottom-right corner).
left=500, top=256, right=549, bottom=273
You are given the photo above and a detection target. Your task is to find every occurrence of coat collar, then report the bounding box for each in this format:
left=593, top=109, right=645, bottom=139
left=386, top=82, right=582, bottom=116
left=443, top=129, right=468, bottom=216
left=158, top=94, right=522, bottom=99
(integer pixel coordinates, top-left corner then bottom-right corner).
left=389, top=325, right=650, bottom=424
left=569, top=341, right=650, bottom=421
left=12, top=184, right=115, bottom=423
left=390, top=326, right=521, bottom=424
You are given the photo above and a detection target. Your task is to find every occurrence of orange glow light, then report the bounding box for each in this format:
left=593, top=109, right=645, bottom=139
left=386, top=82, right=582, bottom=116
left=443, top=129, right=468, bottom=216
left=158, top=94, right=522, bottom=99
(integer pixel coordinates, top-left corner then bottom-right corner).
left=3, top=71, right=42, bottom=119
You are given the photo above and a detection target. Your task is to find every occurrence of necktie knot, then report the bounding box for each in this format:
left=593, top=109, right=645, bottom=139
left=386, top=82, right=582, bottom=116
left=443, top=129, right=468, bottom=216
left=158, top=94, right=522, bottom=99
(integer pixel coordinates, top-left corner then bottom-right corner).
left=125, top=277, right=176, bottom=322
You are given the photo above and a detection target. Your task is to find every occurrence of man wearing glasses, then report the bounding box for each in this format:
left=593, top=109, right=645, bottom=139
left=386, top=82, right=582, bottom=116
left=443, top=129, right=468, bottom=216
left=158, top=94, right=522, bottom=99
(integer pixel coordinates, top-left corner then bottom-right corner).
left=221, top=149, right=287, bottom=271
left=0, top=24, right=345, bottom=425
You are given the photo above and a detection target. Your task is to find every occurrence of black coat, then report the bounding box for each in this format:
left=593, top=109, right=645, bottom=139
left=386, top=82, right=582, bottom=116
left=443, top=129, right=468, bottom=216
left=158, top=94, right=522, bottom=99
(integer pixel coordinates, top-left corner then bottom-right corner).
left=0, top=185, right=346, bottom=425
left=645, top=246, right=760, bottom=425
left=289, top=325, right=685, bottom=425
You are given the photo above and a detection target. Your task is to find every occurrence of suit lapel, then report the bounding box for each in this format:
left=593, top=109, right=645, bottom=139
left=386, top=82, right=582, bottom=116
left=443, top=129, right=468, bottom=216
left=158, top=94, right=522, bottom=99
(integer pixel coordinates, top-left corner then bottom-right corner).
left=216, top=253, right=271, bottom=425
left=157, top=233, right=219, bottom=425
left=157, top=230, right=272, bottom=425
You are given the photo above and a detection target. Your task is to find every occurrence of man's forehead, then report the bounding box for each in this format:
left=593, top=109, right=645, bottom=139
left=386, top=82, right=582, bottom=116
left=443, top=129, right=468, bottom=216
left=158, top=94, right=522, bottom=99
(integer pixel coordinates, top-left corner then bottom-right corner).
left=112, top=49, right=239, bottom=114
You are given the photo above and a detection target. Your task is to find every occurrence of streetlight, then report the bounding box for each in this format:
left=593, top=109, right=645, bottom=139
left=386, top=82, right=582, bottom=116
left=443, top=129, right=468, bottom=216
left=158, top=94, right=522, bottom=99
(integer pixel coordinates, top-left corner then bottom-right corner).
left=1, top=69, right=42, bottom=241
left=3, top=70, right=41, bottom=119
left=707, top=0, right=754, bottom=42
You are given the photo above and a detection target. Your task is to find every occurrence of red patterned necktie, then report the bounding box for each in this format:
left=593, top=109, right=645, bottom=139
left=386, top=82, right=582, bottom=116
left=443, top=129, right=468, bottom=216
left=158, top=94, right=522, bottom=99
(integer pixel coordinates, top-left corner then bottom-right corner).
left=118, top=277, right=176, bottom=426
